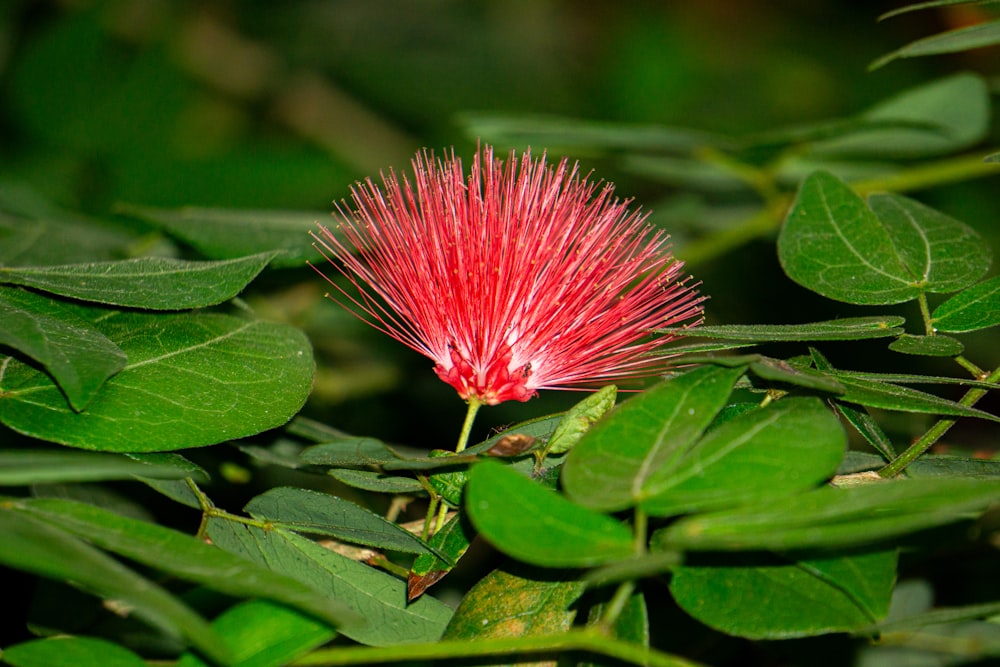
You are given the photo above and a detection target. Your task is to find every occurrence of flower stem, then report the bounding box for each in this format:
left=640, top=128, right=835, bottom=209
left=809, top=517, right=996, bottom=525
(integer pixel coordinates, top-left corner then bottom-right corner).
left=428, top=398, right=484, bottom=535
left=455, top=398, right=483, bottom=454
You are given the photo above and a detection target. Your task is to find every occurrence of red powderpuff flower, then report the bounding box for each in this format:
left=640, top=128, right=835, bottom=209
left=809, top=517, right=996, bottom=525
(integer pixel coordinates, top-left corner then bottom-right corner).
left=311, top=145, right=704, bottom=406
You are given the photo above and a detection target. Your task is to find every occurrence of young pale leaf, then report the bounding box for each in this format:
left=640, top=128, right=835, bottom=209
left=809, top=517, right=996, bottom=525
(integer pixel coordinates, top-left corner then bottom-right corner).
left=116, top=204, right=327, bottom=268
left=0, top=507, right=229, bottom=664
left=443, top=565, right=585, bottom=641
left=779, top=171, right=923, bottom=305
left=670, top=549, right=898, bottom=639
left=746, top=356, right=845, bottom=394
left=244, top=486, right=444, bottom=558
left=0, top=312, right=314, bottom=451
left=0, top=450, right=204, bottom=486
left=661, top=316, right=906, bottom=342
left=561, top=365, right=745, bottom=512
left=872, top=21, right=1000, bottom=69
left=931, top=275, right=1000, bottom=333
left=542, top=384, right=617, bottom=456
left=868, top=193, right=990, bottom=294
left=0, top=252, right=278, bottom=310
left=206, top=519, right=452, bottom=646
left=0, top=286, right=125, bottom=411
left=657, top=478, right=1000, bottom=551
left=466, top=460, right=635, bottom=568
left=17, top=497, right=356, bottom=630
left=641, top=397, right=846, bottom=516
left=888, top=334, right=964, bottom=357
left=1, top=636, right=148, bottom=667
left=810, top=73, right=990, bottom=156
left=174, top=600, right=335, bottom=667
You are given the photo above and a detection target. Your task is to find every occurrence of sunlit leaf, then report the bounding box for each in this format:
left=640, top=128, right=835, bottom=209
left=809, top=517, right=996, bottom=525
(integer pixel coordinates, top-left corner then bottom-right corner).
left=1, top=636, right=148, bottom=667
left=466, top=460, right=635, bottom=568
left=661, top=316, right=906, bottom=341
left=561, top=366, right=745, bottom=512
left=542, top=384, right=617, bottom=456
left=0, top=311, right=314, bottom=451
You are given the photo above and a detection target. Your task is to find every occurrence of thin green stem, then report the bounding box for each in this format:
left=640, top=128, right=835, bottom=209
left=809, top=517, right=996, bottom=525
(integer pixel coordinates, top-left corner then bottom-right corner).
left=292, top=629, right=705, bottom=667
left=916, top=293, right=934, bottom=336
left=597, top=507, right=649, bottom=631
left=429, top=398, right=484, bottom=534
left=880, top=364, right=1000, bottom=477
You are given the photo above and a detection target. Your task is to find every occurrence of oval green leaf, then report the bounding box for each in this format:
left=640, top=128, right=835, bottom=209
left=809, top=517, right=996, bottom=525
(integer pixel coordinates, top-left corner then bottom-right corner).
left=1, top=636, right=148, bottom=667
left=779, top=171, right=921, bottom=305
left=466, top=460, right=635, bottom=568
left=561, top=365, right=745, bottom=512
left=932, top=275, right=1000, bottom=333
left=888, top=333, right=964, bottom=357
left=641, top=397, right=846, bottom=516
left=0, top=312, right=314, bottom=451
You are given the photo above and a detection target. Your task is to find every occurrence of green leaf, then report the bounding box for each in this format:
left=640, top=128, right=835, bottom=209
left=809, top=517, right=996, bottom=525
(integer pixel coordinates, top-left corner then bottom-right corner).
left=299, top=437, right=401, bottom=467
left=779, top=171, right=922, bottom=305
left=408, top=510, right=475, bottom=601
left=662, top=316, right=906, bottom=342
left=888, top=334, right=964, bottom=357
left=810, top=73, right=990, bottom=157
left=670, top=549, right=897, bottom=639
left=16, top=497, right=357, bottom=631
left=868, top=193, right=990, bottom=293
left=832, top=373, right=1000, bottom=422
left=0, top=252, right=279, bottom=310
left=1, top=636, right=148, bottom=667
left=466, top=460, right=635, bottom=568
left=932, top=275, right=1000, bottom=333
left=0, top=507, right=229, bottom=664
left=244, top=486, right=443, bottom=558
left=745, top=356, right=846, bottom=394
left=116, top=204, right=327, bottom=268
left=561, top=366, right=745, bottom=512
left=0, top=286, right=126, bottom=411
left=640, top=397, right=846, bottom=516
left=872, top=21, right=1000, bottom=69
left=0, top=450, right=205, bottom=486
left=878, top=0, right=992, bottom=22
left=442, top=565, right=585, bottom=640
left=656, top=478, right=1000, bottom=551
left=207, top=519, right=452, bottom=646
left=986, top=151, right=1000, bottom=163
left=457, top=112, right=725, bottom=155
left=584, top=589, right=648, bottom=663
left=542, top=384, right=617, bottom=456
left=175, top=600, right=335, bottom=667
left=326, top=468, right=426, bottom=495
left=0, top=311, right=314, bottom=451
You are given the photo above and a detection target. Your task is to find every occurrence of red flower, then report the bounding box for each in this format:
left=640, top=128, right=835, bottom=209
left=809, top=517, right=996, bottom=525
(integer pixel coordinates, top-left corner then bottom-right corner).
left=312, top=145, right=704, bottom=406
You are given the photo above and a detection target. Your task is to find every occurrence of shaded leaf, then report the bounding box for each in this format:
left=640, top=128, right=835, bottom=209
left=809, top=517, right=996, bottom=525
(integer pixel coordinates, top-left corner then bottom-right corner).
left=300, top=437, right=401, bottom=467
left=832, top=373, right=1000, bottom=422
left=888, top=334, right=964, bottom=357
left=0, top=252, right=278, bottom=310
left=244, top=486, right=444, bottom=558
left=872, top=21, right=1000, bottom=69
left=0, top=507, right=228, bottom=664
left=932, top=275, right=1000, bottom=333
left=0, top=312, right=314, bottom=451
left=17, top=497, right=357, bottom=630
left=0, top=450, right=205, bottom=486
left=0, top=286, right=125, bottom=411
left=670, top=549, right=897, bottom=639
left=661, top=316, right=906, bottom=342
left=409, top=510, right=475, bottom=600
left=466, top=460, right=635, bottom=568
left=641, top=397, right=846, bottom=516
left=207, top=519, right=452, bottom=646
left=561, top=366, right=745, bottom=512
left=326, top=468, right=425, bottom=495
left=656, top=478, right=1000, bottom=551
left=116, top=204, right=327, bottom=268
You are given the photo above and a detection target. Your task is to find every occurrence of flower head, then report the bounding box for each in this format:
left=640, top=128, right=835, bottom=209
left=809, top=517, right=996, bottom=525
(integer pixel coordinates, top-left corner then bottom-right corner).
left=312, top=145, right=704, bottom=406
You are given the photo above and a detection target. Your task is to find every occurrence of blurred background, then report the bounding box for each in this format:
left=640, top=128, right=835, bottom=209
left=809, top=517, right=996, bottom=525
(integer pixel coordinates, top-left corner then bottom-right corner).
left=1, top=0, right=998, bottom=449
